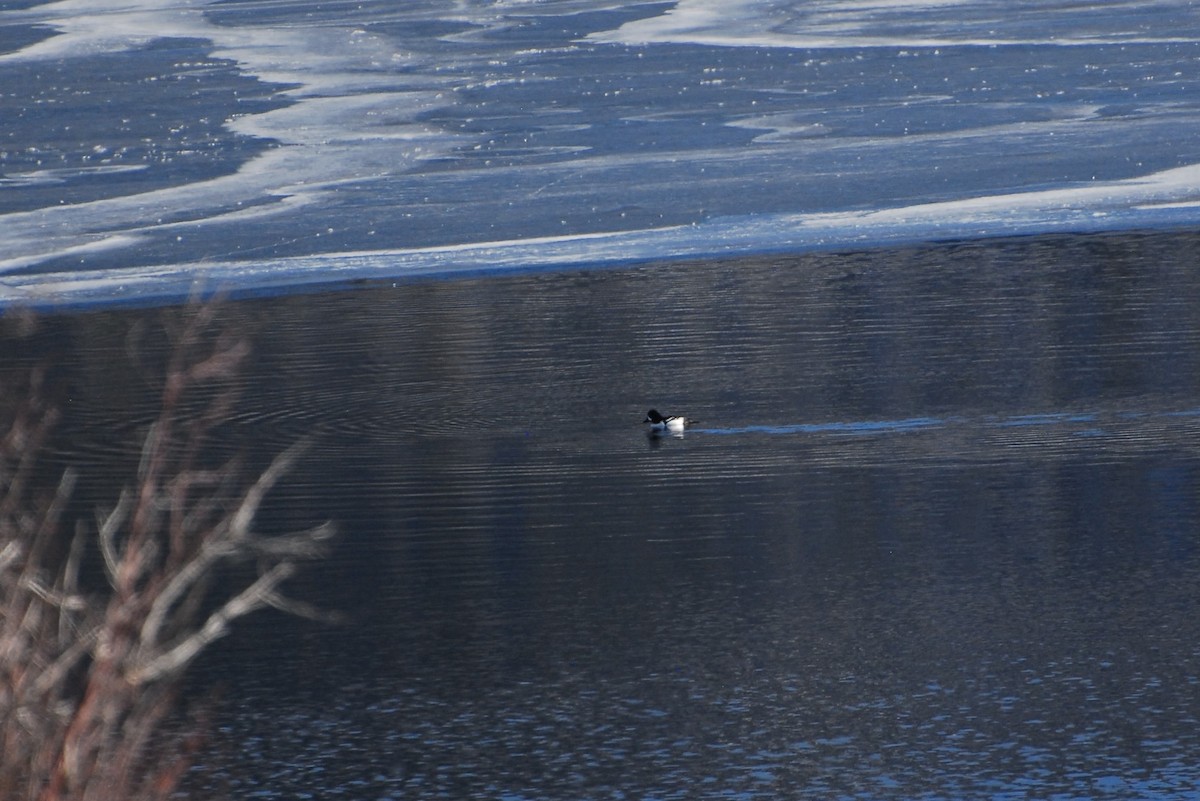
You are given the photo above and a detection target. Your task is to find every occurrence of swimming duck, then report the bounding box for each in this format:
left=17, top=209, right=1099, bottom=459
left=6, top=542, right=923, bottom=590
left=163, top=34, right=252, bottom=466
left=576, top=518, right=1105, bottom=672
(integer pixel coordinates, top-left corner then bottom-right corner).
left=643, top=408, right=696, bottom=433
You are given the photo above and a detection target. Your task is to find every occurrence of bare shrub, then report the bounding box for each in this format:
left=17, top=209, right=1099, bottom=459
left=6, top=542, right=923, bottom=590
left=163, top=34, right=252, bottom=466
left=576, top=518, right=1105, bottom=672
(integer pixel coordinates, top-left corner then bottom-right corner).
left=1, top=303, right=334, bottom=801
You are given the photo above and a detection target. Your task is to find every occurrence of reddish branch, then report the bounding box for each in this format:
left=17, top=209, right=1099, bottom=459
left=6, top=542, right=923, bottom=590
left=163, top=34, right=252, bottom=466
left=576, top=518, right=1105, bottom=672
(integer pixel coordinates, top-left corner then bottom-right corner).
left=1, top=304, right=333, bottom=801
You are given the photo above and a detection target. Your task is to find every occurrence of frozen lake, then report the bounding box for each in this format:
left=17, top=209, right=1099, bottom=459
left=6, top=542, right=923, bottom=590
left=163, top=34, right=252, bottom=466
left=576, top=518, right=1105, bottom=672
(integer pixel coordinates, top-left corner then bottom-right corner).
left=5, top=2, right=1200, bottom=798
left=3, top=0, right=1200, bottom=304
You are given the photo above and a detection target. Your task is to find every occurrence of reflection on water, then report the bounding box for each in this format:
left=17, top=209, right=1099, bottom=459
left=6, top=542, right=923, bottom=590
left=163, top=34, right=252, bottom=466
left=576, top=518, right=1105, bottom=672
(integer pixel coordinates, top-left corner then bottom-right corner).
left=10, top=230, right=1200, bottom=799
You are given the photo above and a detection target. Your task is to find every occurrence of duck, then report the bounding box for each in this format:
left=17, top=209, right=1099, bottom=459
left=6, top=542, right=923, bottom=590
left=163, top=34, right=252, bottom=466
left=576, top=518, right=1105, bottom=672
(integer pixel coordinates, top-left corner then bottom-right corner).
left=643, top=408, right=697, bottom=433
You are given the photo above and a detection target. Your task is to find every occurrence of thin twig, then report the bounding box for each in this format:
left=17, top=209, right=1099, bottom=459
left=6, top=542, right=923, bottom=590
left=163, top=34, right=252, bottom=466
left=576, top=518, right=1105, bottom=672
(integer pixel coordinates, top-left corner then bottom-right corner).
left=130, top=562, right=297, bottom=686
left=96, top=491, right=132, bottom=587
left=227, top=438, right=313, bottom=541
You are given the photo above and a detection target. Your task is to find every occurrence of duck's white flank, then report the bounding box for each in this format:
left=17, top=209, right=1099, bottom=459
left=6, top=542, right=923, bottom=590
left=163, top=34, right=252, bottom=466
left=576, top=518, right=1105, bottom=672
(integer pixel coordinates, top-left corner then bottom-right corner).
left=644, top=408, right=695, bottom=432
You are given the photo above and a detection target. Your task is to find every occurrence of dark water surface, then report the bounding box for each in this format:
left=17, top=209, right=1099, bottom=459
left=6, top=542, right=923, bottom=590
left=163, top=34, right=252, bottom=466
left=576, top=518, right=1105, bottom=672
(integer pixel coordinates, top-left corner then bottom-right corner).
left=10, top=230, right=1200, bottom=799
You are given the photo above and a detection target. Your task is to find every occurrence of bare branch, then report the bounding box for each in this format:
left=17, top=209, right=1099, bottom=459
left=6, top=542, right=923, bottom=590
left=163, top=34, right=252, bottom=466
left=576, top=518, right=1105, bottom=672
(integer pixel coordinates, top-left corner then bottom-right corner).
left=228, top=437, right=313, bottom=541
left=186, top=339, right=250, bottom=384
left=138, top=517, right=333, bottom=657
left=31, top=626, right=100, bottom=701
left=54, top=522, right=88, bottom=651
left=260, top=589, right=345, bottom=625
left=136, top=421, right=163, bottom=486
left=0, top=541, right=21, bottom=573
left=136, top=535, right=236, bottom=653
left=129, top=562, right=297, bottom=686
left=32, top=469, right=76, bottom=554
left=97, top=490, right=133, bottom=587
left=17, top=576, right=87, bottom=614
left=244, top=521, right=338, bottom=560
left=2, top=301, right=334, bottom=801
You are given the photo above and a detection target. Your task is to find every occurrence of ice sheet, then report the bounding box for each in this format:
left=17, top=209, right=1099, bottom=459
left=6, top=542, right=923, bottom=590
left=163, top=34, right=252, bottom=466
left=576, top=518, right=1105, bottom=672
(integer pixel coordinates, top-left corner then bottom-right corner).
left=2, top=0, right=1200, bottom=306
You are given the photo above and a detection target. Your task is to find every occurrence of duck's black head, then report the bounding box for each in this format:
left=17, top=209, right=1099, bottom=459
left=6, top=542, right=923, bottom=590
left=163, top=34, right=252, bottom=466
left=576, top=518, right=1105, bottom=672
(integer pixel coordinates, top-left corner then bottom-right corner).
left=644, top=409, right=664, bottom=423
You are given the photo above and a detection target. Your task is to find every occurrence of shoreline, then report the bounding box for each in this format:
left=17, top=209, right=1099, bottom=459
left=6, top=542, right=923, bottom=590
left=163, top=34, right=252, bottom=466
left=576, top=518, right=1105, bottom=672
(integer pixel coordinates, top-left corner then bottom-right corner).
left=5, top=221, right=1200, bottom=316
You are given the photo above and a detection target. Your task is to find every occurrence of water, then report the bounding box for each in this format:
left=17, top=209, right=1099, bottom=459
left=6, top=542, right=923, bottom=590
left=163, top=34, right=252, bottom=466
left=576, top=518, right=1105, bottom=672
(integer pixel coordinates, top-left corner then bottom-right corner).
left=12, top=229, right=1200, bottom=799
left=3, top=0, right=1200, bottom=305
